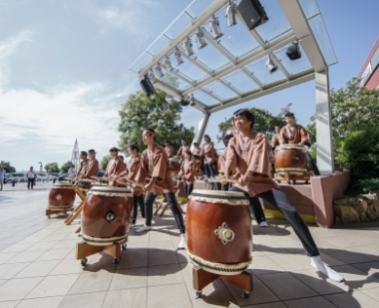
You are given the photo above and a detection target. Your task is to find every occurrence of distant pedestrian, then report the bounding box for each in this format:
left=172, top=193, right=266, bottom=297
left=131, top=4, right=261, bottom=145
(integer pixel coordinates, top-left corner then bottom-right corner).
left=26, top=166, right=37, bottom=190
left=67, top=164, right=76, bottom=177
left=0, top=167, right=5, bottom=191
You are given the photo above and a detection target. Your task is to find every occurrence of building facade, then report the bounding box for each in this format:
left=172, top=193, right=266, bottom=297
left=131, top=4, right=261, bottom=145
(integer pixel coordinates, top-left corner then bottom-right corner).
left=358, top=37, right=379, bottom=89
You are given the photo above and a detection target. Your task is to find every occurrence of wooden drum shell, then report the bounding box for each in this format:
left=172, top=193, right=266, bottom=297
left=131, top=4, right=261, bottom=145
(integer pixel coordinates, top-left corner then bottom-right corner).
left=186, top=190, right=252, bottom=275
left=274, top=145, right=307, bottom=174
left=81, top=186, right=133, bottom=246
left=48, top=183, right=75, bottom=210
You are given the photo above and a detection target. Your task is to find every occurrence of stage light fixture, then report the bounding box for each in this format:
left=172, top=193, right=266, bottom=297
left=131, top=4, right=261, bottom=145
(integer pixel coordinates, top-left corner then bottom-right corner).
left=155, top=63, right=164, bottom=78
left=147, top=70, right=157, bottom=84
left=238, top=0, right=268, bottom=30
left=209, top=15, right=223, bottom=39
left=225, top=1, right=237, bottom=27
left=195, top=28, right=207, bottom=49
left=140, top=74, right=156, bottom=98
left=286, top=41, right=301, bottom=60
left=189, top=93, right=195, bottom=106
left=173, top=48, right=183, bottom=66
left=163, top=56, right=173, bottom=72
left=180, top=98, right=190, bottom=106
left=266, top=55, right=277, bottom=73
left=184, top=37, right=194, bottom=56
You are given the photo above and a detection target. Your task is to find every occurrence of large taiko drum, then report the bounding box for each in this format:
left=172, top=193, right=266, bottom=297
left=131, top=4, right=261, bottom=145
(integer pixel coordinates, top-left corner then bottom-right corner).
left=48, top=182, right=76, bottom=212
left=81, top=185, right=133, bottom=246
left=274, top=144, right=307, bottom=174
left=186, top=190, right=252, bottom=275
left=169, top=157, right=181, bottom=176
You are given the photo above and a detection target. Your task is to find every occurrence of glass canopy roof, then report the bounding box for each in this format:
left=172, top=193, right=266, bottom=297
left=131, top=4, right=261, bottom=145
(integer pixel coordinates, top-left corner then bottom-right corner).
left=129, top=0, right=337, bottom=113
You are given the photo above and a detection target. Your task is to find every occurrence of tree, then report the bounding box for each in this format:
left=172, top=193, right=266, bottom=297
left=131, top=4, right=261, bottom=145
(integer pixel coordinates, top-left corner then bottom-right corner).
left=60, top=161, right=72, bottom=173
left=44, top=162, right=59, bottom=173
left=100, top=155, right=111, bottom=171
left=0, top=161, right=16, bottom=173
left=118, top=89, right=195, bottom=154
left=217, top=104, right=292, bottom=141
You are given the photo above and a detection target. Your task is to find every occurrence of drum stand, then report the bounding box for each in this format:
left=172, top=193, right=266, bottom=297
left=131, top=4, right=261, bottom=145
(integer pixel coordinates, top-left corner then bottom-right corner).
left=76, top=240, right=127, bottom=267
left=64, top=187, right=86, bottom=226
left=192, top=267, right=253, bottom=299
left=274, top=172, right=310, bottom=184
left=45, top=206, right=74, bottom=219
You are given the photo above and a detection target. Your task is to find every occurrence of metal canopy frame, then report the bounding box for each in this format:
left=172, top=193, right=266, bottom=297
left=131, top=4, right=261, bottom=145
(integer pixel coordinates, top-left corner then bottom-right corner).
left=129, top=0, right=337, bottom=174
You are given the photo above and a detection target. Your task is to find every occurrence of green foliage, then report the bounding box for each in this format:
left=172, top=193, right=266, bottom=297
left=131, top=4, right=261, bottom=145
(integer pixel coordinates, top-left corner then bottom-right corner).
left=0, top=161, right=16, bottom=173
left=60, top=161, right=72, bottom=173
left=100, top=155, right=111, bottom=171
left=44, top=162, right=59, bottom=173
left=345, top=178, right=379, bottom=195
left=217, top=103, right=292, bottom=141
left=118, top=89, right=195, bottom=154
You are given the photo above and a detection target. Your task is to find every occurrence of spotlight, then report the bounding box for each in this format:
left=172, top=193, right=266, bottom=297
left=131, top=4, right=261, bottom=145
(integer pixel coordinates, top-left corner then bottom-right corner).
left=189, top=93, right=195, bottom=106
left=173, top=48, right=183, bottom=66
left=266, top=55, right=277, bottom=73
left=195, top=28, right=207, bottom=49
left=286, top=41, right=301, bottom=60
left=180, top=98, right=190, bottom=106
left=163, top=56, right=173, bottom=72
left=184, top=37, right=194, bottom=56
left=209, top=15, right=223, bottom=39
left=155, top=63, right=164, bottom=78
left=147, top=70, right=156, bottom=84
left=238, top=0, right=268, bottom=30
left=140, top=74, right=156, bottom=98
left=225, top=1, right=237, bottom=27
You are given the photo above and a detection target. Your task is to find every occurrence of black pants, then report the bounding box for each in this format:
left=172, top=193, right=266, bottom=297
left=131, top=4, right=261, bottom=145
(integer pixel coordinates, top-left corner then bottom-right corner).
left=185, top=184, right=193, bottom=196
left=27, top=178, right=35, bottom=189
left=306, top=152, right=320, bottom=176
left=132, top=195, right=145, bottom=224
left=144, top=192, right=185, bottom=234
left=230, top=186, right=319, bottom=257
left=204, top=162, right=217, bottom=178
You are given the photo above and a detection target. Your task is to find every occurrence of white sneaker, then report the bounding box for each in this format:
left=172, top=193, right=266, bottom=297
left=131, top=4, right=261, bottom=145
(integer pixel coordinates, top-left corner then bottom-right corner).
left=178, top=234, right=186, bottom=249
left=310, top=256, right=344, bottom=282
left=135, top=224, right=151, bottom=233
left=259, top=221, right=269, bottom=227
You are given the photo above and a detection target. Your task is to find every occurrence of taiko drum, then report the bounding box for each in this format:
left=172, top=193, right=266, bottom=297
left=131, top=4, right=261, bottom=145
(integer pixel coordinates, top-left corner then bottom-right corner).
left=48, top=182, right=76, bottom=212
left=186, top=189, right=252, bottom=275
left=81, top=185, right=133, bottom=246
left=274, top=144, right=307, bottom=174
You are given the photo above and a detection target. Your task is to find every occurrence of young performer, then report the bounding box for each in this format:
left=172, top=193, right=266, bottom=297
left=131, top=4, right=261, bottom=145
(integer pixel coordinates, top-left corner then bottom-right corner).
left=177, top=149, right=196, bottom=196
left=76, top=151, right=89, bottom=179
left=224, top=109, right=344, bottom=282
left=218, top=127, right=238, bottom=191
left=135, top=128, right=186, bottom=249
left=192, top=142, right=201, bottom=155
left=83, top=149, right=99, bottom=178
left=176, top=139, right=190, bottom=158
left=118, top=155, right=127, bottom=172
left=270, top=126, right=281, bottom=150
left=104, top=147, right=125, bottom=185
left=279, top=112, right=320, bottom=175
left=200, top=134, right=218, bottom=178
left=164, top=141, right=174, bottom=158
left=120, top=143, right=145, bottom=225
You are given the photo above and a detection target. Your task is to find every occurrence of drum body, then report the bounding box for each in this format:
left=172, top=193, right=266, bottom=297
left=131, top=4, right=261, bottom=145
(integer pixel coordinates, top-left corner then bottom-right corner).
left=274, top=144, right=307, bottom=174
left=186, top=190, right=252, bottom=275
left=169, top=158, right=181, bottom=176
left=48, top=182, right=75, bottom=211
left=76, top=179, right=93, bottom=192
left=81, top=185, right=133, bottom=246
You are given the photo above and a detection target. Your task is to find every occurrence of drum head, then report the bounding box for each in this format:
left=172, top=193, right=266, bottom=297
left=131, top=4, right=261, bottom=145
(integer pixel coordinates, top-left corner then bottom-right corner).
left=274, top=144, right=306, bottom=152
left=189, top=189, right=249, bottom=205
left=53, top=182, right=73, bottom=188
left=88, top=185, right=132, bottom=197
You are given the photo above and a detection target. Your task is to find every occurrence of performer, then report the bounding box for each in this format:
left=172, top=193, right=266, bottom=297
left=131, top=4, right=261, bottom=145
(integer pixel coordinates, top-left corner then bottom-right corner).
left=176, top=139, right=190, bottom=158
left=104, top=147, right=125, bottom=185
left=270, top=126, right=281, bottom=150
left=279, top=112, right=320, bottom=176
left=224, top=109, right=344, bottom=282
left=118, top=155, right=127, bottom=172
left=177, top=149, right=196, bottom=196
left=76, top=151, right=89, bottom=179
left=135, top=128, right=186, bottom=249
left=120, top=143, right=145, bottom=225
left=83, top=149, right=99, bottom=178
left=164, top=141, right=174, bottom=158
left=192, top=142, right=201, bottom=155
left=218, top=127, right=238, bottom=191
left=200, top=134, right=218, bottom=178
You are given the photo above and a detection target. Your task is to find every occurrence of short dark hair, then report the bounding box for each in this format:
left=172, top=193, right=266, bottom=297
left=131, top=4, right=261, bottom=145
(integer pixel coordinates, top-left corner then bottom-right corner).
left=118, top=155, right=124, bottom=161
left=143, top=128, right=157, bottom=141
left=193, top=142, right=199, bottom=146
left=88, top=149, right=96, bottom=153
left=233, top=109, right=255, bottom=128
left=284, top=112, right=295, bottom=118
left=80, top=151, right=88, bottom=156
left=165, top=140, right=171, bottom=145
left=204, top=134, right=210, bottom=140
left=128, top=143, right=139, bottom=152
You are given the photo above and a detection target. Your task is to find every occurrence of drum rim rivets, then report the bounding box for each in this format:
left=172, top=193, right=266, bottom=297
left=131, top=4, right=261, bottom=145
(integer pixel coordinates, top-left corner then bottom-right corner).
left=214, top=222, right=235, bottom=245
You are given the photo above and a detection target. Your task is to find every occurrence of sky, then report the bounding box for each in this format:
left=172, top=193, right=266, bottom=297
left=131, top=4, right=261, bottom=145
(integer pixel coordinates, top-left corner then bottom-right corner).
left=0, top=0, right=378, bottom=172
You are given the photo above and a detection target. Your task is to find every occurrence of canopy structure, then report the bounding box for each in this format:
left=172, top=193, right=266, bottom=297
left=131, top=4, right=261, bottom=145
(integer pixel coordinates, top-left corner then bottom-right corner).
left=129, top=0, right=337, bottom=174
